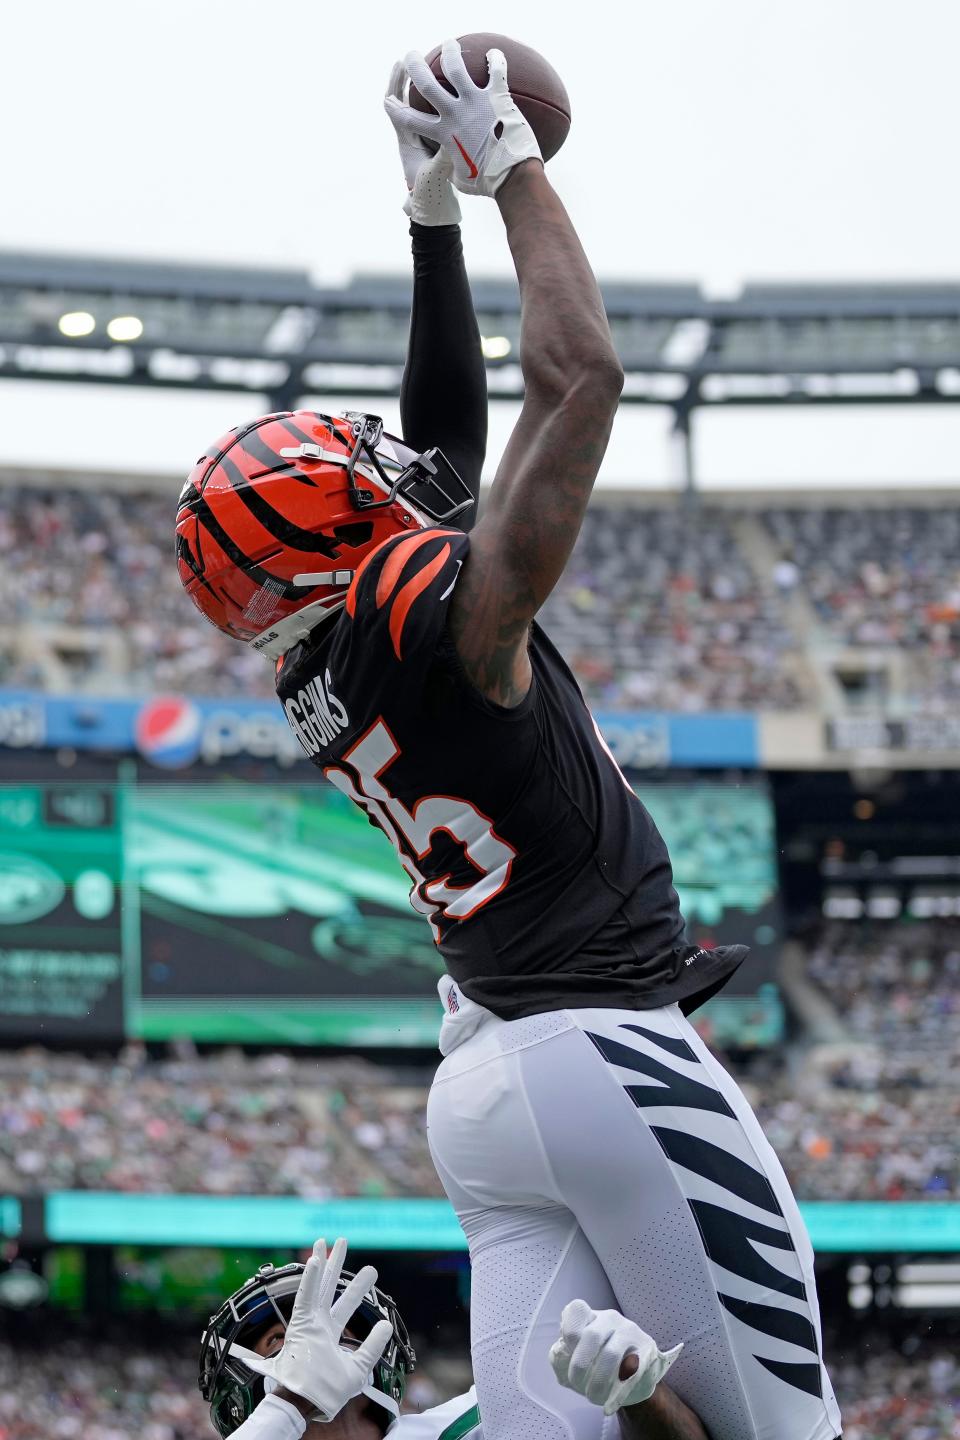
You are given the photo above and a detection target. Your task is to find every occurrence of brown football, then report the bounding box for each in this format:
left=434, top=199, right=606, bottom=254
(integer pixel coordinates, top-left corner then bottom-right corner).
left=409, top=33, right=571, bottom=162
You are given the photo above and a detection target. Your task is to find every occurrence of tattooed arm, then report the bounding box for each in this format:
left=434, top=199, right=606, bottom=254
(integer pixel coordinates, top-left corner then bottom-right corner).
left=446, top=159, right=624, bottom=705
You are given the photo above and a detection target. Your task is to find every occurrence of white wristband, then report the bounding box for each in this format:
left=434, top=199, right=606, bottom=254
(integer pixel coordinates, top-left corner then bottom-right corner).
left=231, top=1393, right=307, bottom=1440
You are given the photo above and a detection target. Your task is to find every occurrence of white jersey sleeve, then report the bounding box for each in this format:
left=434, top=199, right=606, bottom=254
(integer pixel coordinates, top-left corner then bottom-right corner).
left=387, top=1386, right=481, bottom=1440
left=231, top=1393, right=307, bottom=1440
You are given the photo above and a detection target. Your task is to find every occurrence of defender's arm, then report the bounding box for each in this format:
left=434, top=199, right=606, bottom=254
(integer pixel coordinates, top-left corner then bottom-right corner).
left=618, top=1374, right=710, bottom=1440
left=447, top=160, right=624, bottom=705
left=550, top=1302, right=707, bottom=1440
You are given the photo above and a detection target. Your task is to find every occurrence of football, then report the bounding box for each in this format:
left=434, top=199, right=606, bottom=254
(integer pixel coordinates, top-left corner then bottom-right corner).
left=409, top=32, right=571, bottom=162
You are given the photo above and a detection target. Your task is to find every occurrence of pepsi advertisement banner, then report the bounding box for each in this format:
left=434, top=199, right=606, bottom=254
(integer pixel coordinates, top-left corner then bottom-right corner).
left=0, top=689, right=759, bottom=771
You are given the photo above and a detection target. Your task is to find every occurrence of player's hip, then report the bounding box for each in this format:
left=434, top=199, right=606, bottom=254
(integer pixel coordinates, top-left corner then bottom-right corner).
left=428, top=986, right=842, bottom=1440
left=429, top=982, right=789, bottom=1209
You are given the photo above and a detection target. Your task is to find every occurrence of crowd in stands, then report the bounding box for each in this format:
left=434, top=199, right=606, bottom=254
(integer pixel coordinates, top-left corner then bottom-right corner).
left=7, top=482, right=960, bottom=713
left=748, top=1070, right=959, bottom=1203
left=0, top=1337, right=208, bottom=1440
left=1, top=1329, right=956, bottom=1440
left=0, top=484, right=800, bottom=710
left=538, top=504, right=805, bottom=711
left=3, top=941, right=958, bottom=1201
left=0, top=485, right=806, bottom=711
left=0, top=1046, right=401, bottom=1200
left=0, top=488, right=267, bottom=699
left=756, top=918, right=960, bottom=1202
left=829, top=1334, right=960, bottom=1440
left=0, top=1330, right=460, bottom=1440
left=765, top=504, right=960, bottom=707
left=805, top=919, right=960, bottom=1072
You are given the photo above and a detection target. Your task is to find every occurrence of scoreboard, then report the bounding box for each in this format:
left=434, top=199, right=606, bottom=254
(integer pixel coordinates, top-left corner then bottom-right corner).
left=0, top=784, right=125, bottom=1040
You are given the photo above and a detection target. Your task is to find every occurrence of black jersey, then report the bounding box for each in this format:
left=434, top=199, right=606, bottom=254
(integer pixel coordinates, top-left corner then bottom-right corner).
left=276, top=528, right=746, bottom=1020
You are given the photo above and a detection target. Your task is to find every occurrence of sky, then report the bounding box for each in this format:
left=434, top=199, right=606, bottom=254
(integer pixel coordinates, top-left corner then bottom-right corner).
left=1, top=0, right=959, bottom=488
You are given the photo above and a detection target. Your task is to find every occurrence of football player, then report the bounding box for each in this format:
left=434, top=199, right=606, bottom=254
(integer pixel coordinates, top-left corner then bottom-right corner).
left=198, top=1237, right=708, bottom=1440
left=177, top=40, right=842, bottom=1440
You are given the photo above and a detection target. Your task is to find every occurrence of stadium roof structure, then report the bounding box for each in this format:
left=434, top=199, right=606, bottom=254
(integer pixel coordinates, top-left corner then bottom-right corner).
left=3, top=250, right=960, bottom=444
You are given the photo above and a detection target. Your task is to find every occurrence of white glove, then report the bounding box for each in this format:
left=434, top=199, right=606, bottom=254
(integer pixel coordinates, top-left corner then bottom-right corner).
left=384, top=60, right=461, bottom=226
left=229, top=1238, right=392, bottom=1424
left=384, top=40, right=542, bottom=198
left=549, top=1300, right=684, bottom=1416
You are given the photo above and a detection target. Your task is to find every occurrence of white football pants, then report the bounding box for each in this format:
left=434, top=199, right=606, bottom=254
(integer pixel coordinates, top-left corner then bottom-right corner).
left=427, top=983, right=842, bottom=1440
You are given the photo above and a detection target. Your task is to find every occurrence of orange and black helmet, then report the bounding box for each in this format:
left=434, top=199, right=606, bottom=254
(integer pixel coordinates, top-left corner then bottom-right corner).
left=176, top=409, right=472, bottom=660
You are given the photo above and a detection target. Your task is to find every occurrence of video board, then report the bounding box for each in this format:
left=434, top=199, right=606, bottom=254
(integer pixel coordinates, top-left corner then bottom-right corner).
left=0, top=768, right=779, bottom=1046
left=0, top=784, right=125, bottom=1039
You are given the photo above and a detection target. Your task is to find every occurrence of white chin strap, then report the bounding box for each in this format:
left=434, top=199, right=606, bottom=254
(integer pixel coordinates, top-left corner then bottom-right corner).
left=248, top=593, right=348, bottom=661
left=265, top=1370, right=400, bottom=1427
left=360, top=1381, right=400, bottom=1422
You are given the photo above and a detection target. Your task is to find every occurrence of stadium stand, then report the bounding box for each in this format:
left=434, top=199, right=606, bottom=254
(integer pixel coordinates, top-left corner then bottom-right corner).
left=764, top=505, right=960, bottom=652
left=805, top=919, right=960, bottom=1074
left=8, top=481, right=960, bottom=714
left=0, top=1331, right=461, bottom=1439
left=0, top=1047, right=394, bottom=1199
left=0, top=1329, right=956, bottom=1439
left=537, top=503, right=807, bottom=711
left=10, top=479, right=960, bottom=714
left=0, top=488, right=266, bottom=699
left=2, top=1011, right=957, bottom=1203
left=0, top=1336, right=209, bottom=1440
left=757, top=918, right=960, bottom=1201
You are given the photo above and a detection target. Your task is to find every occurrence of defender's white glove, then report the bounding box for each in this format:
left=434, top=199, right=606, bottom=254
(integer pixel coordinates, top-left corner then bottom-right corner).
left=549, top=1300, right=684, bottom=1416
left=229, top=1238, right=392, bottom=1424
left=384, top=40, right=542, bottom=198
left=384, top=60, right=461, bottom=226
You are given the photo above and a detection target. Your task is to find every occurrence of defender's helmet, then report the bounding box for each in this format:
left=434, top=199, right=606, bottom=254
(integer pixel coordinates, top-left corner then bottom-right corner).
left=198, top=1259, right=415, bottom=1437
left=176, top=409, right=472, bottom=661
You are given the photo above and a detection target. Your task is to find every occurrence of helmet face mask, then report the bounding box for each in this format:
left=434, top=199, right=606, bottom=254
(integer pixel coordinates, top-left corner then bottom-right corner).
left=198, top=1260, right=416, bottom=1438
left=176, top=409, right=472, bottom=661
left=327, top=412, right=474, bottom=525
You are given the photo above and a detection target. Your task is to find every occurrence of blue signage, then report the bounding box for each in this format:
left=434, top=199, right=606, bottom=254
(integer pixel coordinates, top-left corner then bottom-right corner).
left=0, top=689, right=759, bottom=770
left=27, top=1193, right=960, bottom=1252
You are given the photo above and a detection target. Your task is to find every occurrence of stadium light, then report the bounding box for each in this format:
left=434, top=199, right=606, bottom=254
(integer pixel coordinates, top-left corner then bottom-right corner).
left=58, top=311, right=96, bottom=338
left=106, top=315, right=144, bottom=342
left=481, top=335, right=512, bottom=360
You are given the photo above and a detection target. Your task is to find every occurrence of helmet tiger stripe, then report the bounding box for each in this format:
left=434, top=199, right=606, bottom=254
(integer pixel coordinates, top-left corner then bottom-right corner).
left=176, top=410, right=426, bottom=660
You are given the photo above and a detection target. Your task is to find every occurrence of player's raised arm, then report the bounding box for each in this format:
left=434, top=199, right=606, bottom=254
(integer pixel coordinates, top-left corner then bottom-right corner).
left=386, top=42, right=624, bottom=705
left=453, top=160, right=623, bottom=701
left=384, top=64, right=488, bottom=531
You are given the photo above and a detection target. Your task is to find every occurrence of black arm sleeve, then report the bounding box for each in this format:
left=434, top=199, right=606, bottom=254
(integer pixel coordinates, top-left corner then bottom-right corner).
left=400, top=222, right=487, bottom=532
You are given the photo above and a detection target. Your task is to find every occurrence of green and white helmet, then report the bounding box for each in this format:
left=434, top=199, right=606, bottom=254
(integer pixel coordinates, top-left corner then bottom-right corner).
left=198, top=1259, right=416, bottom=1436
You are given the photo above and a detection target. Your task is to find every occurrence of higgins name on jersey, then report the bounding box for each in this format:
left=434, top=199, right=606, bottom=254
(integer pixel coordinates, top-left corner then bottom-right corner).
left=283, top=672, right=351, bottom=753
